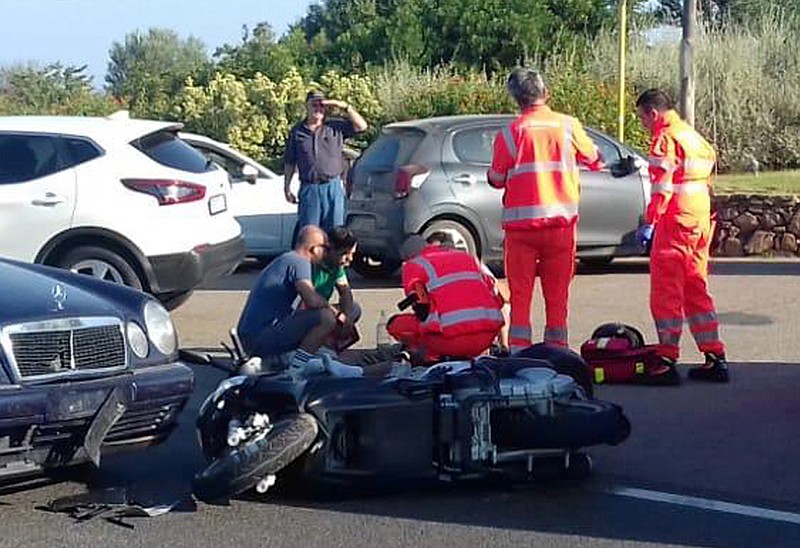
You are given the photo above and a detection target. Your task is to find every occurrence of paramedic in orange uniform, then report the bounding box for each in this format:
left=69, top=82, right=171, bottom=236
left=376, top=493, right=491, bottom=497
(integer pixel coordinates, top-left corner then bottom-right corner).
left=387, top=235, right=505, bottom=362
left=634, top=88, right=728, bottom=384
left=488, top=68, right=603, bottom=354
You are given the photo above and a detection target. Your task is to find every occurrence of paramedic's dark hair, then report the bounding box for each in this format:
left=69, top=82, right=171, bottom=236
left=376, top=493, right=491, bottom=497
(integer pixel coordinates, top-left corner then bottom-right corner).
left=426, top=232, right=455, bottom=247
left=635, top=89, right=674, bottom=112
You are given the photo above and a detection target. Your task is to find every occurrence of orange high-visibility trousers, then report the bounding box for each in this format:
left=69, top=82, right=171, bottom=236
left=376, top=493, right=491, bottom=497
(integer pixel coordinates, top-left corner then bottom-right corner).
left=650, top=219, right=725, bottom=360
left=387, top=313, right=498, bottom=362
left=505, top=225, right=575, bottom=353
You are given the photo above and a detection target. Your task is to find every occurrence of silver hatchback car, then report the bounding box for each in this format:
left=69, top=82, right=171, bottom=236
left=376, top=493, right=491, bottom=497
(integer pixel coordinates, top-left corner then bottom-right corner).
left=346, top=115, right=650, bottom=277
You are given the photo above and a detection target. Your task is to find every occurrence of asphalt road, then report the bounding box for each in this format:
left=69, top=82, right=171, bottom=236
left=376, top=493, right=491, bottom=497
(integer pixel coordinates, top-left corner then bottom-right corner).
left=1, top=259, right=799, bottom=547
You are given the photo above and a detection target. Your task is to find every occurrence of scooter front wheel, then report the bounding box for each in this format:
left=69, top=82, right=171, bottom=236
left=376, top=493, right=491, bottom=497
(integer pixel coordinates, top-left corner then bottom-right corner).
left=193, top=413, right=318, bottom=502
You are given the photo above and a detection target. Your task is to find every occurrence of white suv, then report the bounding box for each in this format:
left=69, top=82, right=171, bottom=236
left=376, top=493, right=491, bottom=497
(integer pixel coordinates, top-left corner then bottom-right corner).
left=0, top=114, right=245, bottom=309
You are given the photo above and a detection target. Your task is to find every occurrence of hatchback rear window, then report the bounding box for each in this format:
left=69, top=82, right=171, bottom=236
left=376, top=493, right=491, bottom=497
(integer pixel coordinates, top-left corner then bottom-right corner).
left=133, top=130, right=215, bottom=173
left=358, top=129, right=424, bottom=172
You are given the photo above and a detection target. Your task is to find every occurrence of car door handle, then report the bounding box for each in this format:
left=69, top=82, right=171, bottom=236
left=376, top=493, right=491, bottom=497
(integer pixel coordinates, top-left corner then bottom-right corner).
left=31, top=192, right=67, bottom=206
left=453, top=174, right=477, bottom=185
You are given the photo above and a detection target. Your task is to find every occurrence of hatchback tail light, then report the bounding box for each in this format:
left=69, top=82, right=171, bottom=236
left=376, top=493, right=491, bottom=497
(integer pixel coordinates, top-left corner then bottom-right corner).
left=394, top=165, right=431, bottom=199
left=121, top=179, right=206, bottom=205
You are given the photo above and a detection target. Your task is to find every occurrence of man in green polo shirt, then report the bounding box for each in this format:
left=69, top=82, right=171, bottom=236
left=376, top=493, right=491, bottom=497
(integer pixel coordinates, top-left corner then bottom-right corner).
left=313, top=226, right=361, bottom=351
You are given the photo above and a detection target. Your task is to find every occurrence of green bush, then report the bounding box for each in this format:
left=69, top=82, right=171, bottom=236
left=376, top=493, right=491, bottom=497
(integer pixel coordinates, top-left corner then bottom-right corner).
left=588, top=8, right=800, bottom=171
left=369, top=60, right=648, bottom=153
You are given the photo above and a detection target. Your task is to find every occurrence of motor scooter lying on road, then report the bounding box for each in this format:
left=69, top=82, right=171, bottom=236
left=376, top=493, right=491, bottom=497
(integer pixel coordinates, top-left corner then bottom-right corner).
left=185, top=325, right=632, bottom=502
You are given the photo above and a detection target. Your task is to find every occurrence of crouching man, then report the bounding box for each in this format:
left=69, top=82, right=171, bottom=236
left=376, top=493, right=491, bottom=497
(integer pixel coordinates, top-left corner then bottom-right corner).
left=312, top=226, right=362, bottom=353
left=236, top=225, right=363, bottom=377
left=388, top=234, right=505, bottom=363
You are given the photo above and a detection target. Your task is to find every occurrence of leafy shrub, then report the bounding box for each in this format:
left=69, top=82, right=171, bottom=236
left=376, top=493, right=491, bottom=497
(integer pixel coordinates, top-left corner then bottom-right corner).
left=588, top=8, right=800, bottom=171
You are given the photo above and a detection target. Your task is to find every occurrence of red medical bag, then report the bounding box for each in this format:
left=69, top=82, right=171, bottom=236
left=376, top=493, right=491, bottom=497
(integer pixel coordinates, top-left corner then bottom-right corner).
left=580, top=324, right=664, bottom=384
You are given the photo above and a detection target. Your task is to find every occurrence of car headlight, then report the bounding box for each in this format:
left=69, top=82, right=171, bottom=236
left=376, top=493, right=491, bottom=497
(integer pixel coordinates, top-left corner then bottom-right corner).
left=127, top=321, right=149, bottom=358
left=144, top=300, right=177, bottom=355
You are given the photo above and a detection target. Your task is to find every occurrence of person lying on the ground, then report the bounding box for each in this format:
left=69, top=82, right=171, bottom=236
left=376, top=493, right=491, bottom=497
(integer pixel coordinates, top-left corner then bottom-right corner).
left=236, top=224, right=363, bottom=377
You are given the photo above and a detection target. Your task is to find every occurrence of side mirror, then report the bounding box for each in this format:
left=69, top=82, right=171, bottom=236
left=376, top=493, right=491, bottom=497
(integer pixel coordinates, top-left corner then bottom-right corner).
left=241, top=164, right=259, bottom=184
left=610, top=155, right=638, bottom=178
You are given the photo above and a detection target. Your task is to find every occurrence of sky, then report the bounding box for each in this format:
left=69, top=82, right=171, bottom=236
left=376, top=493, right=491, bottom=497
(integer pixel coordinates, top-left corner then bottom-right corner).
left=0, top=0, right=316, bottom=87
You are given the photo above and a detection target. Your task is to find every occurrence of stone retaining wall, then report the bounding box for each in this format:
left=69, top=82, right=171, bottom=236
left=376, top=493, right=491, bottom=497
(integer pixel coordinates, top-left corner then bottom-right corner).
left=712, top=195, right=800, bottom=257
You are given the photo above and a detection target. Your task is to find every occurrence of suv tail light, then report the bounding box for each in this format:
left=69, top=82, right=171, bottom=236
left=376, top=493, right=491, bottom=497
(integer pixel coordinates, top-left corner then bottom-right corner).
left=121, top=179, right=206, bottom=205
left=394, top=165, right=431, bottom=199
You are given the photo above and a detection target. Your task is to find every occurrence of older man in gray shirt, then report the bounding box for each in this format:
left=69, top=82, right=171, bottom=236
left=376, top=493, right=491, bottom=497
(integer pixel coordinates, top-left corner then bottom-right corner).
left=284, top=90, right=368, bottom=242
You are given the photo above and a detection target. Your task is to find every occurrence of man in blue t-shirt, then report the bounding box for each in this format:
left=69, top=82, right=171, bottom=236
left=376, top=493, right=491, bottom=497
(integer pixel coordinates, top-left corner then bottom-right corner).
left=237, top=224, right=362, bottom=376
left=283, top=90, right=368, bottom=243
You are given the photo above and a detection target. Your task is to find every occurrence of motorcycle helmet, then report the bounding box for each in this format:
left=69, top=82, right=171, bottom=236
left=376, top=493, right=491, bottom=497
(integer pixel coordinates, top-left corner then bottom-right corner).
left=590, top=323, right=645, bottom=349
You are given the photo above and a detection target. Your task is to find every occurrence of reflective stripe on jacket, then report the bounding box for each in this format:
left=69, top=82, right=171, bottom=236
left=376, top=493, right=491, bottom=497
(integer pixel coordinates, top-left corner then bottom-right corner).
left=646, top=109, right=716, bottom=227
left=488, top=105, right=601, bottom=231
left=402, top=246, right=504, bottom=337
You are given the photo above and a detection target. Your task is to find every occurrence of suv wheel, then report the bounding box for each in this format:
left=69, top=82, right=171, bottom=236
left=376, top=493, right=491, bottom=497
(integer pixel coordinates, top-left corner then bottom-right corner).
left=57, top=245, right=144, bottom=290
left=422, top=220, right=477, bottom=256
left=352, top=251, right=400, bottom=279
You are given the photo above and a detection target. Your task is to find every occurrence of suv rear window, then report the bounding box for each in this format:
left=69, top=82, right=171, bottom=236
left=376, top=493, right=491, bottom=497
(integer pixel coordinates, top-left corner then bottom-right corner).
left=133, top=130, right=215, bottom=174
left=358, top=129, right=424, bottom=172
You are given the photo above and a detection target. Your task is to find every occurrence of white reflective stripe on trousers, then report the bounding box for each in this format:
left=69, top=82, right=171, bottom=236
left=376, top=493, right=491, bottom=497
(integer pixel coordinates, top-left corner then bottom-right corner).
left=509, top=325, right=532, bottom=341
left=687, top=311, right=718, bottom=326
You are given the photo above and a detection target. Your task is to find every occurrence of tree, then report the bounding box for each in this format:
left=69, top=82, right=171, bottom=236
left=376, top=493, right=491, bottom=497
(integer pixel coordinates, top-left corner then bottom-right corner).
left=106, top=28, right=210, bottom=116
left=293, top=0, right=618, bottom=72
left=0, top=63, right=117, bottom=115
left=654, top=0, right=788, bottom=24
left=214, top=23, right=301, bottom=80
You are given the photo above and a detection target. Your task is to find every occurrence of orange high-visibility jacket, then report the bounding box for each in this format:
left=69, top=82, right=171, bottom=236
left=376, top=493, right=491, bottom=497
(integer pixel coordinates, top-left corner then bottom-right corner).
left=645, top=109, right=716, bottom=227
left=402, top=245, right=504, bottom=337
left=488, top=105, right=602, bottom=231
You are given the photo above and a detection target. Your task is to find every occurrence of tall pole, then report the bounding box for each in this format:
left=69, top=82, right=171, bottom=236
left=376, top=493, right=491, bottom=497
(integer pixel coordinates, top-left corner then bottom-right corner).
left=617, top=0, right=628, bottom=142
left=680, top=0, right=696, bottom=126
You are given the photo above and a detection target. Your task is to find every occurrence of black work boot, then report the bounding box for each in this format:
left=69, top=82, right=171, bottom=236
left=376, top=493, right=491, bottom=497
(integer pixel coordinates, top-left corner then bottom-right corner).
left=688, top=353, right=730, bottom=383
left=640, top=357, right=682, bottom=386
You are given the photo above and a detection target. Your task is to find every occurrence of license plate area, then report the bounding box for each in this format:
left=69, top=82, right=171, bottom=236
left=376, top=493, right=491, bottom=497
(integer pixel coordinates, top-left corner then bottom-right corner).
left=208, top=194, right=227, bottom=215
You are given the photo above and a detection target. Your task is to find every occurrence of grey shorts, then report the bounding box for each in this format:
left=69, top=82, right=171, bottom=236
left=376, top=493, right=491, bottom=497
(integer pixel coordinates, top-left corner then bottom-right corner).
left=248, top=309, right=323, bottom=357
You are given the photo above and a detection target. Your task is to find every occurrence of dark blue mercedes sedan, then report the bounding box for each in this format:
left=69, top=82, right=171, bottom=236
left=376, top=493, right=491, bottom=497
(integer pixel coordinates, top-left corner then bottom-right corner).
left=0, top=257, right=194, bottom=480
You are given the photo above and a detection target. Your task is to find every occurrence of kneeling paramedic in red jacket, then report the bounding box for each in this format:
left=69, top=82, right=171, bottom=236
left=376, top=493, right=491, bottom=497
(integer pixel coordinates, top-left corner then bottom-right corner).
left=387, top=235, right=505, bottom=362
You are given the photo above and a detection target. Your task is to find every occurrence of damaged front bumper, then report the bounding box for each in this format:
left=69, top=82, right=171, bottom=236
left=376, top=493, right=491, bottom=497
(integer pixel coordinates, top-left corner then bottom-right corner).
left=0, top=362, right=193, bottom=481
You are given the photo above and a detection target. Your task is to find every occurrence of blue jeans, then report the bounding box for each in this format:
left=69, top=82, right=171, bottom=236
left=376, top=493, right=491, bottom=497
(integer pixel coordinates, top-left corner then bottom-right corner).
left=244, top=309, right=324, bottom=358
left=293, top=177, right=346, bottom=245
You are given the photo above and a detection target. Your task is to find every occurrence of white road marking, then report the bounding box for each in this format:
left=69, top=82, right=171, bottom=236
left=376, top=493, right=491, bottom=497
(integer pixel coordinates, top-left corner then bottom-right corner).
left=608, top=487, right=800, bottom=525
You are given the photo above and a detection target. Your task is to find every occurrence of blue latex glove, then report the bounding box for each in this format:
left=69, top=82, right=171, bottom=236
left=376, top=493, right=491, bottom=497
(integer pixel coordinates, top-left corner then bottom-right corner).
left=636, top=224, right=654, bottom=247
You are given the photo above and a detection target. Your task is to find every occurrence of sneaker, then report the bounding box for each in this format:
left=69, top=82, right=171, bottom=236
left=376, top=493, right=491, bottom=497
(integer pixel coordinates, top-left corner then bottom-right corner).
left=639, top=358, right=682, bottom=386
left=688, top=353, right=730, bottom=383
left=320, top=354, right=364, bottom=378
